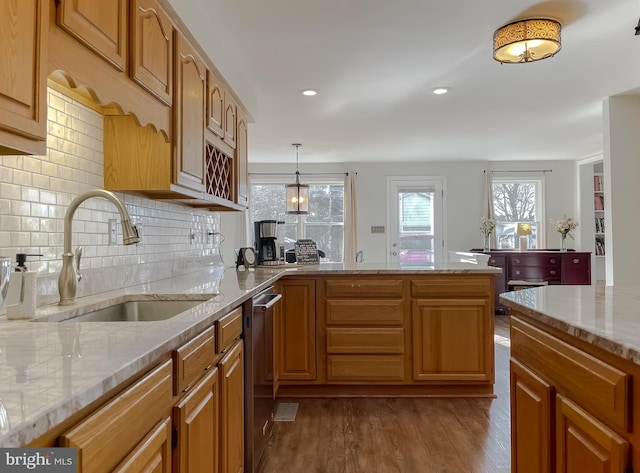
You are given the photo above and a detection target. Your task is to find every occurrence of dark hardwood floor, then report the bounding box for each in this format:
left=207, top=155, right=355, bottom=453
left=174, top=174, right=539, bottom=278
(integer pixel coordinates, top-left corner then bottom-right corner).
left=258, top=316, right=512, bottom=473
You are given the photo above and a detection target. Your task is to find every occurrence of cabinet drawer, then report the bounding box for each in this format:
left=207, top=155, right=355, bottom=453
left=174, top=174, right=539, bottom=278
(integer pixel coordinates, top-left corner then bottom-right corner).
left=216, top=307, right=242, bottom=354
left=411, top=276, right=492, bottom=298
left=326, top=328, right=404, bottom=354
left=510, top=255, right=561, bottom=267
left=509, top=266, right=560, bottom=282
left=325, top=279, right=404, bottom=298
left=326, top=300, right=404, bottom=325
left=327, top=355, right=405, bottom=382
left=511, top=318, right=629, bottom=431
left=61, top=360, right=173, bottom=473
left=488, top=255, right=507, bottom=267
left=173, top=326, right=216, bottom=395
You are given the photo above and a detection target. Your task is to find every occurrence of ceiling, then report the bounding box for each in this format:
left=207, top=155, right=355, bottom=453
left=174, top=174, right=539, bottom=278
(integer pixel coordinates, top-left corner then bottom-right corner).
left=167, top=0, right=640, bottom=164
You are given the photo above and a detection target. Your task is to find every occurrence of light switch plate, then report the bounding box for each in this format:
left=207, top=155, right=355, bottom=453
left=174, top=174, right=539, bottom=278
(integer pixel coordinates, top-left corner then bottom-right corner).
left=371, top=226, right=385, bottom=234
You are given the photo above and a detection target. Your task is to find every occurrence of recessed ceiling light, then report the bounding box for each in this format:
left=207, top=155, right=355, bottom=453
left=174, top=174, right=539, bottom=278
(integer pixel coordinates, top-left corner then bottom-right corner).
left=301, top=89, right=318, bottom=96
left=433, top=88, right=449, bottom=95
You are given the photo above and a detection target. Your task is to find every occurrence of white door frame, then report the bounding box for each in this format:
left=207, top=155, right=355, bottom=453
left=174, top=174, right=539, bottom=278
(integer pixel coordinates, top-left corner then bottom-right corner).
left=386, top=176, right=447, bottom=264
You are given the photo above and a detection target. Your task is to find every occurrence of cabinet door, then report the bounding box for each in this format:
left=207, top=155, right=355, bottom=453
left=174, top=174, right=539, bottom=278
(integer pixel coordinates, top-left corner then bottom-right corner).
left=61, top=361, right=173, bottom=473
left=412, top=299, right=493, bottom=382
left=57, top=0, right=127, bottom=70
left=131, top=0, right=173, bottom=105
left=235, top=110, right=249, bottom=207
left=174, top=31, right=206, bottom=192
left=0, top=0, right=48, bottom=147
left=510, top=360, right=553, bottom=473
left=174, top=368, right=219, bottom=473
left=223, top=91, right=237, bottom=148
left=219, top=341, right=244, bottom=473
left=279, top=279, right=317, bottom=381
left=561, top=253, right=591, bottom=285
left=113, top=418, right=172, bottom=473
left=207, top=70, right=225, bottom=138
left=556, top=395, right=628, bottom=473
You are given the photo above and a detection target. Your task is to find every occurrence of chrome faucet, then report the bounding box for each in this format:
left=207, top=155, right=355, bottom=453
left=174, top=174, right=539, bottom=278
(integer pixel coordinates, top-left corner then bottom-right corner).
left=58, top=190, right=140, bottom=305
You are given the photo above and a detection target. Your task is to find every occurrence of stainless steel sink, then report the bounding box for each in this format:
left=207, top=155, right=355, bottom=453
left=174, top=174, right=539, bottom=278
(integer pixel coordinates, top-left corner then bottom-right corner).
left=32, top=295, right=216, bottom=323
left=61, top=299, right=207, bottom=322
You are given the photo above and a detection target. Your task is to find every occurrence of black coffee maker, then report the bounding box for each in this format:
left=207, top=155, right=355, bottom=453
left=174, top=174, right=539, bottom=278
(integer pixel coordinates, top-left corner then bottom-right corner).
left=254, top=220, right=281, bottom=266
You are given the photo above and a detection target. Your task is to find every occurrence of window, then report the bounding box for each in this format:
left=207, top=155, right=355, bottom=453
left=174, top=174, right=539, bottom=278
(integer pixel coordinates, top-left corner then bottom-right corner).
left=491, top=177, right=544, bottom=249
left=250, top=179, right=344, bottom=262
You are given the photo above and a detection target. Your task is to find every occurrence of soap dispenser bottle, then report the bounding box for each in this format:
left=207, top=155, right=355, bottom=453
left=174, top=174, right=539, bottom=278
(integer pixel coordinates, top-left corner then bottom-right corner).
left=6, top=253, right=41, bottom=320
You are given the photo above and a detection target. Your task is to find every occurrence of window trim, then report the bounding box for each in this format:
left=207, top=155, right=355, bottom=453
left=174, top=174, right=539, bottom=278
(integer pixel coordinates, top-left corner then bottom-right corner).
left=491, top=176, right=546, bottom=249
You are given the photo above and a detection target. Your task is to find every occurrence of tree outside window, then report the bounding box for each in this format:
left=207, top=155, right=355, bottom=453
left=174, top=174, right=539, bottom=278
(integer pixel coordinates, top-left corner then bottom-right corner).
left=250, top=181, right=344, bottom=262
left=492, top=178, right=543, bottom=249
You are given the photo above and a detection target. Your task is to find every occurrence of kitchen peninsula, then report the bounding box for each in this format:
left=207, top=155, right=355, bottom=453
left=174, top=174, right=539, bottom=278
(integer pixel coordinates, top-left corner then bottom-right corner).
left=501, top=285, right=640, bottom=472
left=0, top=262, right=499, bottom=470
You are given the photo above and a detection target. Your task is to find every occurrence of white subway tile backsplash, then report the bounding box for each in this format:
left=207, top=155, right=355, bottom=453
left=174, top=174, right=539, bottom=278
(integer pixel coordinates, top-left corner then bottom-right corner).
left=0, top=89, right=223, bottom=306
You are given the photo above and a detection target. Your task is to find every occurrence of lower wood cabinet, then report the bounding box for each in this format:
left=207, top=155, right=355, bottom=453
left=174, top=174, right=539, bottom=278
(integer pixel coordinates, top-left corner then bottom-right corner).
left=278, top=279, right=316, bottom=381
left=173, top=368, right=219, bottom=473
left=510, top=316, right=633, bottom=473
left=60, top=360, right=173, bottom=473
left=219, top=340, right=244, bottom=473
left=412, top=298, right=493, bottom=382
left=114, top=418, right=172, bottom=473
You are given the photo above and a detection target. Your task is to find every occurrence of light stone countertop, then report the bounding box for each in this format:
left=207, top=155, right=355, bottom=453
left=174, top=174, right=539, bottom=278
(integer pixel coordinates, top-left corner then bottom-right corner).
left=0, top=261, right=500, bottom=447
left=500, top=285, right=640, bottom=364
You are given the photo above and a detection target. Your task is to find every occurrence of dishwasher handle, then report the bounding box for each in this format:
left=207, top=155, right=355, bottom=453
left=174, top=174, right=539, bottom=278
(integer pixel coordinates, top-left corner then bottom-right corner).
left=254, top=293, right=282, bottom=311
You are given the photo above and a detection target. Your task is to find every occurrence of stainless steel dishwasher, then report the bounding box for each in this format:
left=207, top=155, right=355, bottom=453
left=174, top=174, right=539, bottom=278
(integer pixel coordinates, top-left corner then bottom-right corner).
left=244, top=286, right=282, bottom=473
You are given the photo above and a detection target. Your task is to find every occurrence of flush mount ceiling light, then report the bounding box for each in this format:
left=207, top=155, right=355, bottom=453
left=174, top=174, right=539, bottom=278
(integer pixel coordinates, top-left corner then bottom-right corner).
left=286, top=143, right=309, bottom=215
left=493, top=18, right=561, bottom=63
left=432, top=88, right=449, bottom=95
left=301, top=89, right=318, bottom=96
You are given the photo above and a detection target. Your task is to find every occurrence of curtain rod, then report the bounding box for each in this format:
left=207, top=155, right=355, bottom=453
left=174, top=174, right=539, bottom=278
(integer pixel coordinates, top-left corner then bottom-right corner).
left=485, top=169, right=552, bottom=173
left=249, top=172, right=351, bottom=176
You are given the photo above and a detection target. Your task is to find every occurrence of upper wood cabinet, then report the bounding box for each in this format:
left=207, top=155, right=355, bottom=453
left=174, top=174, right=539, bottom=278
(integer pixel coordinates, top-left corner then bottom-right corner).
left=207, top=69, right=225, bottom=138
left=0, top=0, right=48, bottom=155
left=236, top=109, right=249, bottom=207
left=173, top=31, right=206, bottom=193
left=224, top=91, right=237, bottom=148
left=57, top=0, right=128, bottom=71
left=131, top=0, right=173, bottom=105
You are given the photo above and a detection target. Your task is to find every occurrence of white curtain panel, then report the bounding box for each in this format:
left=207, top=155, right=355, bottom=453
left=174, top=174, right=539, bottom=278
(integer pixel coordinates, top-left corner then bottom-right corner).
left=482, top=170, right=496, bottom=248
left=344, top=173, right=358, bottom=263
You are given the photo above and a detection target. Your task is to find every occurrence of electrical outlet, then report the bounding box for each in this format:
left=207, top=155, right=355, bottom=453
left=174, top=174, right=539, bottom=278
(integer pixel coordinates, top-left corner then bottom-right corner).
left=189, top=229, right=195, bottom=245
left=108, top=219, right=117, bottom=245
left=371, top=226, right=385, bottom=234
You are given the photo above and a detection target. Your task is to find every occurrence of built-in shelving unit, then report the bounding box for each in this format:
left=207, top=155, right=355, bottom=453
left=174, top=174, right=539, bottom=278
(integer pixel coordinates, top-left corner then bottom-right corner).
left=593, top=161, right=606, bottom=281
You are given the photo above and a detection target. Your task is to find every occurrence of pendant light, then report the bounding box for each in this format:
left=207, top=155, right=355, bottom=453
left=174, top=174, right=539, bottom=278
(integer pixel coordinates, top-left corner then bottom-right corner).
left=286, top=143, right=309, bottom=214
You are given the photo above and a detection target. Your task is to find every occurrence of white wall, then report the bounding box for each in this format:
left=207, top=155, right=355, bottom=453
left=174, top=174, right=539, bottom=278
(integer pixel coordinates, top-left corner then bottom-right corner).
left=604, top=95, right=640, bottom=285
left=250, top=160, right=578, bottom=263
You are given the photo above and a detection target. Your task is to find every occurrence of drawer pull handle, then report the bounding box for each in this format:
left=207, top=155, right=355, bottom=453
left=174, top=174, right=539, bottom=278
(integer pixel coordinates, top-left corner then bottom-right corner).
left=573, top=258, right=580, bottom=264
left=182, top=385, right=191, bottom=393
left=204, top=364, right=212, bottom=371
left=550, top=270, right=557, bottom=275
left=220, top=348, right=228, bottom=354
left=550, top=258, right=556, bottom=263
left=515, top=270, right=520, bottom=275
left=514, top=258, right=520, bottom=264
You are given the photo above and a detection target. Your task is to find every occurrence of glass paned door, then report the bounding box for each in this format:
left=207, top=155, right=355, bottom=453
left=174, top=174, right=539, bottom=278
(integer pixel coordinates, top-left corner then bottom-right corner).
left=388, top=178, right=444, bottom=265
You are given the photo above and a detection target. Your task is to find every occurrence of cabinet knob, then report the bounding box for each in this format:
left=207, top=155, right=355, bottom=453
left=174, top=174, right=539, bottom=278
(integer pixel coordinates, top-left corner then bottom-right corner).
left=204, top=364, right=212, bottom=371
left=573, top=258, right=580, bottom=264
left=550, top=270, right=557, bottom=275
left=514, top=270, right=520, bottom=275
left=550, top=258, right=556, bottom=264
left=514, top=258, right=520, bottom=264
